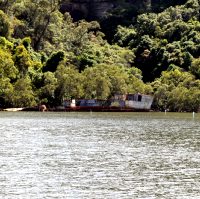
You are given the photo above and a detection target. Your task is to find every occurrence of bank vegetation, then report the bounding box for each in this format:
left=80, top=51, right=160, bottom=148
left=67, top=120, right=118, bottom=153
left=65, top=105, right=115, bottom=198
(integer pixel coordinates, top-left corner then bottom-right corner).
left=0, top=0, right=200, bottom=112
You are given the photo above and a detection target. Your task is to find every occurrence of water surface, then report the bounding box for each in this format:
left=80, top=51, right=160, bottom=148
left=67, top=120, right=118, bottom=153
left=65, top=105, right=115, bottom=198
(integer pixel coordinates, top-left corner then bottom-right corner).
left=0, top=112, right=199, bottom=198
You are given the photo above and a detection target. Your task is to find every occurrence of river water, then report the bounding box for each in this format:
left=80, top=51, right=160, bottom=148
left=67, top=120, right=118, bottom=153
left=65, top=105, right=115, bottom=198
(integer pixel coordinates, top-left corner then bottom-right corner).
left=0, top=112, right=199, bottom=199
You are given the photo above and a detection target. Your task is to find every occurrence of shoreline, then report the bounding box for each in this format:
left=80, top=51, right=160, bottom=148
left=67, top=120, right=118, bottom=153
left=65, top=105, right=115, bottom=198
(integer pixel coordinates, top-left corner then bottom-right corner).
left=0, top=107, right=198, bottom=113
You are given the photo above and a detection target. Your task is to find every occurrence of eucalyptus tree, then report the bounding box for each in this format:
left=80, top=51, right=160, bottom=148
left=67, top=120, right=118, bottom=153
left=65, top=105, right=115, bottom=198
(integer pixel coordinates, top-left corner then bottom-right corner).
left=13, top=0, right=63, bottom=51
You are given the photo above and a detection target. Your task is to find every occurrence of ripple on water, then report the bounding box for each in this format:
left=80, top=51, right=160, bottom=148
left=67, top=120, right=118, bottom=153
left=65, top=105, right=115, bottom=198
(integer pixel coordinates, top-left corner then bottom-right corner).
left=0, top=112, right=200, bottom=198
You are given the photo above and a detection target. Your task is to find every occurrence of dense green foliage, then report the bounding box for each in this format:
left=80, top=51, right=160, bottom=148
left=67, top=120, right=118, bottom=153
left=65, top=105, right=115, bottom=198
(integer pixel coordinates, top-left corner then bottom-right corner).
left=0, top=0, right=200, bottom=111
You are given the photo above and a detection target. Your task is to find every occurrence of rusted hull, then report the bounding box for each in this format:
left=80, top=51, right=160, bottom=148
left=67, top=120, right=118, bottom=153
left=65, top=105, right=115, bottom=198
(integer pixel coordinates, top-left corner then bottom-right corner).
left=22, top=106, right=151, bottom=112
left=64, top=106, right=151, bottom=112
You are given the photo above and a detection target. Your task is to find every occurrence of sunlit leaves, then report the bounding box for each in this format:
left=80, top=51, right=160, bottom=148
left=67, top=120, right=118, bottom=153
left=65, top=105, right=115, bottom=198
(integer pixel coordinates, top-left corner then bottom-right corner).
left=10, top=77, right=36, bottom=107
left=190, top=58, right=200, bottom=78
left=55, top=64, right=83, bottom=103
left=151, top=68, right=200, bottom=111
left=0, top=48, right=18, bottom=79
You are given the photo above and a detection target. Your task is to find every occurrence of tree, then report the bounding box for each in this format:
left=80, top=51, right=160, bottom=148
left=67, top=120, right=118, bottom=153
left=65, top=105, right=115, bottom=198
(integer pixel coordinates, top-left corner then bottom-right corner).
left=114, top=25, right=137, bottom=47
left=190, top=58, right=200, bottom=79
left=0, top=10, right=11, bottom=38
left=10, top=77, right=36, bottom=107
left=77, top=40, right=135, bottom=71
left=126, top=67, right=149, bottom=94
left=13, top=0, right=63, bottom=51
left=55, top=64, right=83, bottom=105
left=0, top=0, right=16, bottom=14
left=39, top=71, right=57, bottom=105
left=0, top=77, right=13, bottom=108
left=43, top=51, right=64, bottom=72
left=0, top=48, right=18, bottom=79
left=151, top=67, right=200, bottom=111
left=13, top=44, right=33, bottom=77
left=82, top=65, right=111, bottom=99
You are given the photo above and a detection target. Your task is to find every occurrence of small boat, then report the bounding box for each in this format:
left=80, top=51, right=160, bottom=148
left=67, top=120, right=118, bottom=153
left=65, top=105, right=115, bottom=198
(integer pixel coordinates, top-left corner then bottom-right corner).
left=3, top=108, right=24, bottom=112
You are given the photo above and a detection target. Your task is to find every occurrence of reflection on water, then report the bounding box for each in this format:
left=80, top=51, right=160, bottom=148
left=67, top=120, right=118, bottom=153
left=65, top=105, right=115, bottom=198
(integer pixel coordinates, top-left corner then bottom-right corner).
left=0, top=112, right=200, bottom=198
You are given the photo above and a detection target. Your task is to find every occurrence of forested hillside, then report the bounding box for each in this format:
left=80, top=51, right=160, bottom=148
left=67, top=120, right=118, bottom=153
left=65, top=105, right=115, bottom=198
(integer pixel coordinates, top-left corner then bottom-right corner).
left=0, top=0, right=200, bottom=111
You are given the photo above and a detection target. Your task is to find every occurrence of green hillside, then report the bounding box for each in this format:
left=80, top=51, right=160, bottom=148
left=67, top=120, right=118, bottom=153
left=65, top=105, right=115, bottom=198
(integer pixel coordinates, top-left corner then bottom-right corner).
left=0, top=0, right=200, bottom=111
